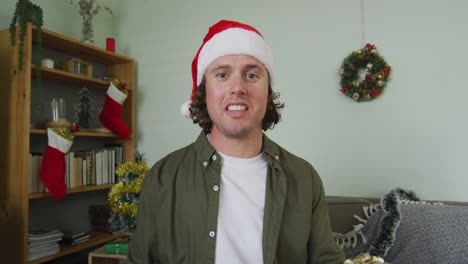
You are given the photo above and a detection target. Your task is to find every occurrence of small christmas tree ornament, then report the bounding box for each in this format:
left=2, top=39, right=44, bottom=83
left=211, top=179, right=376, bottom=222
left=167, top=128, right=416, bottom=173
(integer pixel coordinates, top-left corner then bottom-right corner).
left=75, top=87, right=94, bottom=128
left=99, top=80, right=131, bottom=138
left=40, top=128, right=74, bottom=200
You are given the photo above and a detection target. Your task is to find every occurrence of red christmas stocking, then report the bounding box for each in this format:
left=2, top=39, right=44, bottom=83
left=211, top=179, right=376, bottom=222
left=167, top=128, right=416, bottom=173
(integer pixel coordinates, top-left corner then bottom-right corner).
left=40, top=128, right=73, bottom=200
left=99, top=81, right=131, bottom=138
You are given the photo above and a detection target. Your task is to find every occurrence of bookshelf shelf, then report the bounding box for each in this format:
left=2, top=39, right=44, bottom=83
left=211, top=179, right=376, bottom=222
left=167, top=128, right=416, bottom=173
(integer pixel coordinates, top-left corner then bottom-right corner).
left=31, top=64, right=111, bottom=90
left=29, top=232, right=127, bottom=264
left=29, top=184, right=114, bottom=199
left=32, top=26, right=132, bottom=65
left=30, top=128, right=126, bottom=138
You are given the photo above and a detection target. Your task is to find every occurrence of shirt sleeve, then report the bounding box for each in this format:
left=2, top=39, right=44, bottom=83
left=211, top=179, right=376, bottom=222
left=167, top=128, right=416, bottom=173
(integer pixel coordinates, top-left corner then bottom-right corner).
left=307, top=167, right=345, bottom=264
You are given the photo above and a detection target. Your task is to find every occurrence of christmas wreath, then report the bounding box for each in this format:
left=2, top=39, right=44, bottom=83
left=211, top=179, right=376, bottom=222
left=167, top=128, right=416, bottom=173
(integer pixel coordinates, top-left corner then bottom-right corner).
left=339, top=43, right=391, bottom=101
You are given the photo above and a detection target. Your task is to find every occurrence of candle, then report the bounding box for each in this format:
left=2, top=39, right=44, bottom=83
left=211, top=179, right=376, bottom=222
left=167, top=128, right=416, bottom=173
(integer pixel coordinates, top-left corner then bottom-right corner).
left=106, top=38, right=115, bottom=53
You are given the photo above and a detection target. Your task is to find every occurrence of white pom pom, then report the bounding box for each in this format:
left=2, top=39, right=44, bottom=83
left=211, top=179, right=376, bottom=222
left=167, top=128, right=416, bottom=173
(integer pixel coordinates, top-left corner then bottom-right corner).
left=180, top=101, right=191, bottom=118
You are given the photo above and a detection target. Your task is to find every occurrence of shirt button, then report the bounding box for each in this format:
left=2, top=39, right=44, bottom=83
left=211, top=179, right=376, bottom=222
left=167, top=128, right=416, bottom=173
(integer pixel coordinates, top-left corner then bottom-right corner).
left=275, top=155, right=279, bottom=160
left=212, top=155, right=217, bottom=161
left=209, top=231, right=216, bottom=237
left=203, top=161, right=208, bottom=167
left=213, top=185, right=219, bottom=192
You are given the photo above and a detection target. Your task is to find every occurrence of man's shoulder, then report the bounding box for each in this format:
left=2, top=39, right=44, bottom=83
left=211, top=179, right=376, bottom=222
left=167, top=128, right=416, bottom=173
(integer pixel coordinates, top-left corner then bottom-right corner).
left=265, top=136, right=318, bottom=177
left=278, top=145, right=313, bottom=169
left=153, top=142, right=197, bottom=170
left=142, top=142, right=196, bottom=186
left=266, top=136, right=311, bottom=166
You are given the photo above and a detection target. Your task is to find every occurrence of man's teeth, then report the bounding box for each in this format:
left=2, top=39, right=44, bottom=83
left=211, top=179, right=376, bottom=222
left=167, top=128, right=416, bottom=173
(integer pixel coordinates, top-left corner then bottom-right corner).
left=228, top=105, right=246, bottom=111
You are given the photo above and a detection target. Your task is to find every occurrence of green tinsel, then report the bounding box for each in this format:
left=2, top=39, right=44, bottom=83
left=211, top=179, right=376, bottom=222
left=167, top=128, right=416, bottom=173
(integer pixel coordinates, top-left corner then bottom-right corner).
left=369, top=188, right=420, bottom=257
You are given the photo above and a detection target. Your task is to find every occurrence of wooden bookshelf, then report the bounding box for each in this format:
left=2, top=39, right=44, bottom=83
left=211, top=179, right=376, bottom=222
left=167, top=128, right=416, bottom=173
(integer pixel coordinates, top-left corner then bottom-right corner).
left=29, top=184, right=114, bottom=199
left=29, top=232, right=127, bottom=264
left=0, top=23, right=135, bottom=263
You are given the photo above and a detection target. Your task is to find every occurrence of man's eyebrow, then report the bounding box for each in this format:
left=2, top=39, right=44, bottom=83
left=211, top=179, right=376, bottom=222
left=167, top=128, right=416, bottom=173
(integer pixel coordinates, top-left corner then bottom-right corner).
left=209, top=63, right=264, bottom=72
left=210, top=65, right=231, bottom=72
left=245, top=64, right=262, bottom=70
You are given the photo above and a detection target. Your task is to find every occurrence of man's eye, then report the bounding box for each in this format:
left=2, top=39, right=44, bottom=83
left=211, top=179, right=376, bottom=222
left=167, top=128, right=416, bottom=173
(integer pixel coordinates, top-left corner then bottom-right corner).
left=246, top=73, right=258, bottom=80
left=216, top=73, right=227, bottom=79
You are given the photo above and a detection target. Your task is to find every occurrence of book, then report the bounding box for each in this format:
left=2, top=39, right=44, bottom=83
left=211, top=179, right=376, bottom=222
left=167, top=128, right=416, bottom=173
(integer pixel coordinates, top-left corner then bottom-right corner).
left=29, top=153, right=33, bottom=193
left=38, top=155, right=45, bottom=192
left=62, top=231, right=87, bottom=239
left=95, top=150, right=103, bottom=185
left=28, top=242, right=59, bottom=254
left=30, top=153, right=42, bottom=193
left=68, top=151, right=76, bottom=188
left=104, top=238, right=129, bottom=254
left=28, top=236, right=62, bottom=247
left=71, top=235, right=90, bottom=245
left=28, top=228, right=63, bottom=240
left=61, top=231, right=91, bottom=244
left=73, top=156, right=83, bottom=188
left=27, top=243, right=60, bottom=261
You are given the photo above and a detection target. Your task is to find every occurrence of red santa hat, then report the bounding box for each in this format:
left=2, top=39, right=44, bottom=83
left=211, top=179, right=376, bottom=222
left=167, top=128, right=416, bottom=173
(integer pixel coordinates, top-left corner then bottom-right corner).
left=180, top=19, right=274, bottom=117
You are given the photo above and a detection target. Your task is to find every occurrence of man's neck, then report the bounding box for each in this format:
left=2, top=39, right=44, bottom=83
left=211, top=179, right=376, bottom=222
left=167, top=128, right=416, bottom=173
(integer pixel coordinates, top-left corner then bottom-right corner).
left=208, top=131, right=263, bottom=159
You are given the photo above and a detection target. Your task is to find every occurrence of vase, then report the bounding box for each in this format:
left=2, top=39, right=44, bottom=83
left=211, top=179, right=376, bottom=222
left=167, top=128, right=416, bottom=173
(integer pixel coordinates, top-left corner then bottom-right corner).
left=81, top=14, right=94, bottom=44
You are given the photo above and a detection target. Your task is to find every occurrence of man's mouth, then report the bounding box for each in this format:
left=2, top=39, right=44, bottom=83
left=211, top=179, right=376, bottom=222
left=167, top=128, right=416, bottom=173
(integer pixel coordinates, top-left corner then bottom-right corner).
left=227, top=104, right=247, bottom=111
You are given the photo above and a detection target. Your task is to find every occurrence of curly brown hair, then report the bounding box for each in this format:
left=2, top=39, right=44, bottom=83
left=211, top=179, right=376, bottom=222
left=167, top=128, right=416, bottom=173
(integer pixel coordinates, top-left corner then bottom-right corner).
left=189, top=79, right=285, bottom=133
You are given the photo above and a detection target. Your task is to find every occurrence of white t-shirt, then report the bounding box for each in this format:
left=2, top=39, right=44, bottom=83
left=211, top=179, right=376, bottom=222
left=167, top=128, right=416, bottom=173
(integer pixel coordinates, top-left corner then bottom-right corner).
left=214, top=151, right=268, bottom=264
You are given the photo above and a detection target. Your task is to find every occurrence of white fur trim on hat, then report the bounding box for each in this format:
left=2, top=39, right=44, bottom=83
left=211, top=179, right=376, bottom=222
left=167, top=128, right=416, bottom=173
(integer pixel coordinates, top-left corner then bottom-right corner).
left=107, top=82, right=127, bottom=104
left=196, top=27, right=274, bottom=87
left=180, top=100, right=191, bottom=118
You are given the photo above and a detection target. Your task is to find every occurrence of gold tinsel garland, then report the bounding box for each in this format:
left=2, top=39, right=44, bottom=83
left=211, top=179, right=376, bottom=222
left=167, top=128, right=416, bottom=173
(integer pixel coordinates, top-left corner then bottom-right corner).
left=344, top=253, right=385, bottom=264
left=108, top=161, right=148, bottom=216
left=112, top=79, right=129, bottom=95
left=51, top=127, right=74, bottom=141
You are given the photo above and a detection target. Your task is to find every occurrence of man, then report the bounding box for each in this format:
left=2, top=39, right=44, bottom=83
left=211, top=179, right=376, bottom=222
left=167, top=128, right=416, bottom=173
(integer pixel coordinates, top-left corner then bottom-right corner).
left=127, top=20, right=344, bottom=264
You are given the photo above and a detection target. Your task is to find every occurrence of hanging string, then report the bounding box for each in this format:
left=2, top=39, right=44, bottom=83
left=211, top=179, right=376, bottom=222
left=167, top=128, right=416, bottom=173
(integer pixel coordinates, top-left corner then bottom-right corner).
left=361, top=0, right=366, bottom=45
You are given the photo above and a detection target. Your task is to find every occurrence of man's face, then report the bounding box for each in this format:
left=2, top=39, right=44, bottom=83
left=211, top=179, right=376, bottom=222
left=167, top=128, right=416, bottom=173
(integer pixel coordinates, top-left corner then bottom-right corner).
left=205, top=54, right=269, bottom=139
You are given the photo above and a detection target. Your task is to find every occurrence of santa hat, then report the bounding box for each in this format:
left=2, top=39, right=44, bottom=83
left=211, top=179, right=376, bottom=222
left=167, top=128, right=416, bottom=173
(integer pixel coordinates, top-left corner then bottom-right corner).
left=180, top=20, right=274, bottom=117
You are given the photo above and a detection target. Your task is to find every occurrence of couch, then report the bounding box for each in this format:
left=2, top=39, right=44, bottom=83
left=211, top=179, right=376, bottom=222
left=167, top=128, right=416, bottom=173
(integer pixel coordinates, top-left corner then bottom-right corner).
left=326, top=192, right=468, bottom=264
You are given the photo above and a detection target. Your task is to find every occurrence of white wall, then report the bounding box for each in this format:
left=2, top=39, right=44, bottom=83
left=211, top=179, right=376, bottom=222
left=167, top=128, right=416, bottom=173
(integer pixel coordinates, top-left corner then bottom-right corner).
left=1, top=0, right=115, bottom=50
left=3, top=1, right=468, bottom=201
left=112, top=0, right=468, bottom=201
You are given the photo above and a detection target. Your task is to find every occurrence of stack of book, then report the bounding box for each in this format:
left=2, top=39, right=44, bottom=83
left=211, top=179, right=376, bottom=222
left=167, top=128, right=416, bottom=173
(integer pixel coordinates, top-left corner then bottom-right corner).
left=28, top=229, right=63, bottom=261
left=61, top=231, right=91, bottom=246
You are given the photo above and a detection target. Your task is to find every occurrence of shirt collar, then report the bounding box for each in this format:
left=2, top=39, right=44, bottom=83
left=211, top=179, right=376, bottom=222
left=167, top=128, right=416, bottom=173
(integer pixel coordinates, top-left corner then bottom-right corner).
left=194, top=131, right=281, bottom=166
left=194, top=131, right=218, bottom=166
left=262, top=133, right=281, bottom=167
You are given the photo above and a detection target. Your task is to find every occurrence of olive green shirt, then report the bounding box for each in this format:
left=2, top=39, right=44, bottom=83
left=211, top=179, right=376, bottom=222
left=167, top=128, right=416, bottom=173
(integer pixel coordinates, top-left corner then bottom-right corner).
left=127, top=132, right=344, bottom=264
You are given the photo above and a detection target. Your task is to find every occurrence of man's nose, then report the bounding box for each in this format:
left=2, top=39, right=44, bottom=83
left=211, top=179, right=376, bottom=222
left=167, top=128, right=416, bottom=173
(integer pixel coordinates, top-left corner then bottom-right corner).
left=229, top=74, right=246, bottom=95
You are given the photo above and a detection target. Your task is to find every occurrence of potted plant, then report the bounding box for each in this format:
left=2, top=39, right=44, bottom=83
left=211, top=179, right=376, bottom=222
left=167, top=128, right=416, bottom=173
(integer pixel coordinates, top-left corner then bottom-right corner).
left=9, top=0, right=43, bottom=71
left=69, top=0, right=112, bottom=44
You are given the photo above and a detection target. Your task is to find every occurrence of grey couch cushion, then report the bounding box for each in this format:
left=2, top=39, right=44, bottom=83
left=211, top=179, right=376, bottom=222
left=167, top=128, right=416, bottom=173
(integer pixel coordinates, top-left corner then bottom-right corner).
left=342, top=204, right=468, bottom=264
